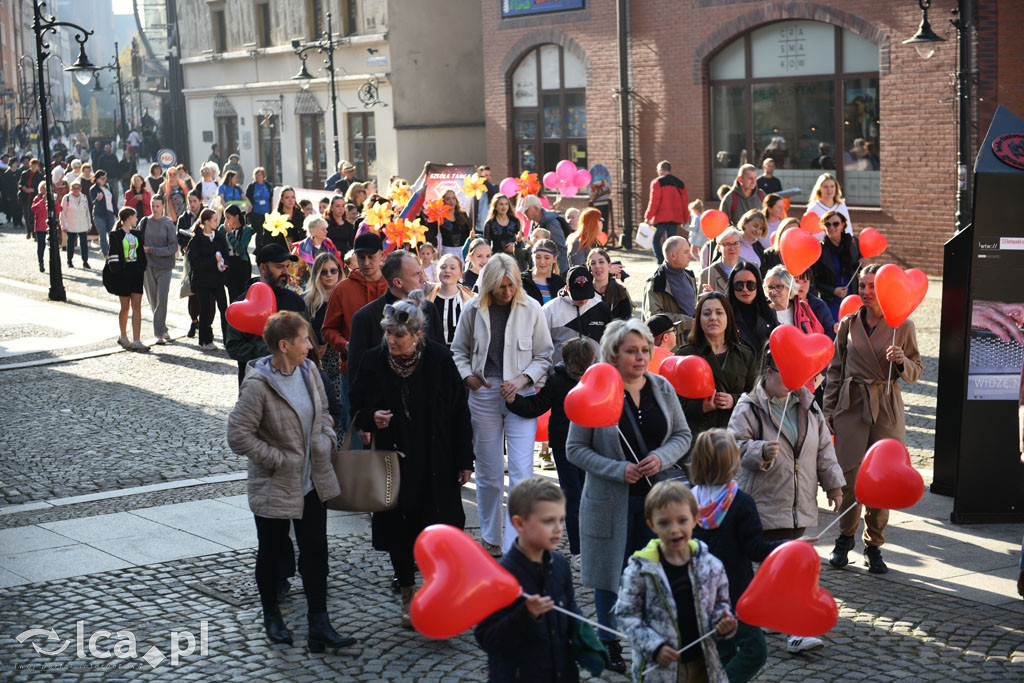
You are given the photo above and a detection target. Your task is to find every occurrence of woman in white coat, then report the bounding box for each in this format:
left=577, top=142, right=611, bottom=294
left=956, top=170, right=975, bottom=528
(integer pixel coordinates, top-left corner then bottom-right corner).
left=60, top=180, right=93, bottom=269
left=452, top=254, right=553, bottom=557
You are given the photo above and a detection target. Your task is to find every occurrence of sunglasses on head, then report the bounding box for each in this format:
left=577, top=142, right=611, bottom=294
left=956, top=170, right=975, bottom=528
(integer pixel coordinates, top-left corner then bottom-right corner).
left=733, top=281, right=758, bottom=292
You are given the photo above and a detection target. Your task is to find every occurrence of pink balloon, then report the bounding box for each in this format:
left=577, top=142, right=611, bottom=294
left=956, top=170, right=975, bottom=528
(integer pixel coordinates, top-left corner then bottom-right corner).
left=560, top=184, right=579, bottom=198
left=573, top=169, right=592, bottom=187
left=542, top=172, right=559, bottom=190
left=539, top=196, right=550, bottom=209
left=499, top=177, right=519, bottom=197
left=556, top=159, right=577, bottom=182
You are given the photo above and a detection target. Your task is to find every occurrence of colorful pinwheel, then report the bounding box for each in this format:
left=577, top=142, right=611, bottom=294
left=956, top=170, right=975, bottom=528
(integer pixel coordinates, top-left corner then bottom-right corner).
left=424, top=198, right=454, bottom=225
left=516, top=171, right=541, bottom=197
left=462, top=173, right=487, bottom=201
left=384, top=220, right=411, bottom=246
left=263, top=211, right=293, bottom=238
left=363, top=201, right=394, bottom=229
left=389, top=182, right=412, bottom=208
left=404, top=217, right=429, bottom=247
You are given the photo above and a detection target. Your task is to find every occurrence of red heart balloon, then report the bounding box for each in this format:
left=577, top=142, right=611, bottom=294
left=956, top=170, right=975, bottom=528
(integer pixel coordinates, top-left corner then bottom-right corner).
left=780, top=229, right=822, bottom=277
left=737, top=541, right=838, bottom=637
left=659, top=355, right=715, bottom=399
left=769, top=326, right=835, bottom=391
left=535, top=410, right=551, bottom=442
left=225, top=282, right=278, bottom=336
left=648, top=345, right=671, bottom=374
left=857, top=227, right=888, bottom=258
left=854, top=438, right=924, bottom=509
left=838, top=294, right=864, bottom=320
left=410, top=525, right=521, bottom=639
left=565, top=363, right=624, bottom=428
left=701, top=209, right=729, bottom=240
left=799, top=212, right=823, bottom=234
left=874, top=264, right=928, bottom=328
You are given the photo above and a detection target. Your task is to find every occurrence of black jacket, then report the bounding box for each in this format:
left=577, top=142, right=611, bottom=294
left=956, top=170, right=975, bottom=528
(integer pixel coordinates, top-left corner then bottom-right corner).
left=691, top=490, right=781, bottom=606
left=812, top=233, right=861, bottom=304
left=506, top=363, right=579, bottom=453
left=521, top=271, right=566, bottom=307
left=346, top=289, right=445, bottom=383
left=186, top=230, right=230, bottom=290
left=678, top=340, right=758, bottom=435
left=325, top=216, right=355, bottom=255
left=475, top=544, right=580, bottom=683
left=483, top=216, right=521, bottom=255
left=225, top=276, right=308, bottom=386
left=177, top=210, right=200, bottom=250
left=351, top=339, right=474, bottom=547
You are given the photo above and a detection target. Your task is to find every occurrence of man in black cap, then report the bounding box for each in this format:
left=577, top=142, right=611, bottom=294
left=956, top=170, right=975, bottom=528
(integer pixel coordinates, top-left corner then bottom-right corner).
left=543, top=264, right=611, bottom=365
left=646, top=313, right=679, bottom=354
left=225, top=243, right=308, bottom=386
left=346, top=247, right=445, bottom=391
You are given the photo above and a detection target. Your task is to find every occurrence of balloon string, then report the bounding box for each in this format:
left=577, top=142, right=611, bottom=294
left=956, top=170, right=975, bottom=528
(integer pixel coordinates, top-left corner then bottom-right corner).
left=774, top=391, right=791, bottom=444
left=616, top=426, right=653, bottom=487
left=812, top=500, right=860, bottom=540
left=547, top=603, right=629, bottom=641
left=640, top=629, right=717, bottom=676
left=844, top=262, right=862, bottom=290
left=886, top=328, right=896, bottom=396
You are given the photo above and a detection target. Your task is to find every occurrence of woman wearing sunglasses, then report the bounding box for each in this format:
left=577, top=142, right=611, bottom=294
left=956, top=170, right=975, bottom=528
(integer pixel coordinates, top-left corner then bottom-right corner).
left=727, top=262, right=778, bottom=360
left=678, top=291, right=758, bottom=442
left=305, top=252, right=345, bottom=430
left=811, top=210, right=861, bottom=321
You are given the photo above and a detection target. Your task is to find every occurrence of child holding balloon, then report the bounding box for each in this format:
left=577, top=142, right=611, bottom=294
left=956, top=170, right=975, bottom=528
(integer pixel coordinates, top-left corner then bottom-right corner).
left=615, top=480, right=737, bottom=683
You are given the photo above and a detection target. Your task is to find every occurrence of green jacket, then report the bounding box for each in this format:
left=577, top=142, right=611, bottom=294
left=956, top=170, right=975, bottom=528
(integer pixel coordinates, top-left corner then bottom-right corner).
left=677, top=340, right=757, bottom=436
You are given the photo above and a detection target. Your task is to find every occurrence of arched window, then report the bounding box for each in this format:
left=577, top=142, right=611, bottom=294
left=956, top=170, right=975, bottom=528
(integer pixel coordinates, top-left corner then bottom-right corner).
left=709, top=21, right=880, bottom=206
left=509, top=44, right=587, bottom=176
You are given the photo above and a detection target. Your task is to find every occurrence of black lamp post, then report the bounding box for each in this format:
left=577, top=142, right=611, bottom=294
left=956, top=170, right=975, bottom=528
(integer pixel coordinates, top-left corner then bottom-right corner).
left=904, top=0, right=973, bottom=231
left=291, top=12, right=340, bottom=169
left=91, top=42, right=128, bottom=141
left=31, top=0, right=99, bottom=302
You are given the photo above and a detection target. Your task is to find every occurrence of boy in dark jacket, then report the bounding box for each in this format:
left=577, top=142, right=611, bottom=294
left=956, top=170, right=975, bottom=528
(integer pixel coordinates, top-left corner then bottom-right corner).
left=475, top=477, right=581, bottom=682
left=505, top=338, right=593, bottom=565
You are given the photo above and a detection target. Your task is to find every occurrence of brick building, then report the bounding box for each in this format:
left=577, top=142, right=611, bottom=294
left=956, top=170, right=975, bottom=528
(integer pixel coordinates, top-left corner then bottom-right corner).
left=482, top=0, right=1024, bottom=274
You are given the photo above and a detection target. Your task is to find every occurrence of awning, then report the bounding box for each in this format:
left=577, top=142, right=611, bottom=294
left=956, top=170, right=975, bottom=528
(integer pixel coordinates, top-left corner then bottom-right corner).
left=294, top=91, right=324, bottom=115
left=213, top=94, right=236, bottom=117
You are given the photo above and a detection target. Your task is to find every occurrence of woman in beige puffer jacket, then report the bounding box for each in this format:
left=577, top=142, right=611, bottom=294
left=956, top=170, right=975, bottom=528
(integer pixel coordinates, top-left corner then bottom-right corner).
left=727, top=352, right=845, bottom=543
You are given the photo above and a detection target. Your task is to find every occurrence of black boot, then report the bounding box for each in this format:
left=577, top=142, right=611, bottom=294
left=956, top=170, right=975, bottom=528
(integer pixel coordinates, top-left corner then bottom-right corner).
left=263, top=608, right=293, bottom=645
left=187, top=320, right=198, bottom=338
left=605, top=639, right=627, bottom=674
left=828, top=535, right=855, bottom=568
left=276, top=578, right=290, bottom=604
left=863, top=545, right=889, bottom=574
left=307, top=612, right=356, bottom=653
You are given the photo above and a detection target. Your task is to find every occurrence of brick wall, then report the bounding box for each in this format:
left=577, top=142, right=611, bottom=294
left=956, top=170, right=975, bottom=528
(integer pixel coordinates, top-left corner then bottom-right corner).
left=482, top=0, right=1019, bottom=275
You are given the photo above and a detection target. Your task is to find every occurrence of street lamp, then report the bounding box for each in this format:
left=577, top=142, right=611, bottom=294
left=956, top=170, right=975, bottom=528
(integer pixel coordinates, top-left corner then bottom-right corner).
left=91, top=42, right=129, bottom=141
left=904, top=0, right=973, bottom=231
left=31, top=0, right=99, bottom=302
left=291, top=12, right=340, bottom=169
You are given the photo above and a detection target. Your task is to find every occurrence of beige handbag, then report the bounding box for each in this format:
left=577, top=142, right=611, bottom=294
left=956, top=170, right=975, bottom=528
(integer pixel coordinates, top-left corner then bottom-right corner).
left=323, top=413, right=404, bottom=512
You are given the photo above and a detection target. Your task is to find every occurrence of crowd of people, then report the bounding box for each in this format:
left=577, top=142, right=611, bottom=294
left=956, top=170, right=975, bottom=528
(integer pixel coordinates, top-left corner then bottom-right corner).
left=2, top=143, right=930, bottom=680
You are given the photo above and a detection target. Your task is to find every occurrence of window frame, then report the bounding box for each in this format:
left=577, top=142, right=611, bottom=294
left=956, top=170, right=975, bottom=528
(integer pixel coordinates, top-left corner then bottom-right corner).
left=708, top=23, right=880, bottom=206
left=299, top=114, right=327, bottom=188
left=257, top=113, right=282, bottom=185
left=211, top=7, right=227, bottom=53
left=507, top=44, right=587, bottom=177
left=254, top=0, right=272, bottom=48
left=347, top=111, right=376, bottom=186
left=307, top=0, right=324, bottom=40
left=215, top=115, right=238, bottom=161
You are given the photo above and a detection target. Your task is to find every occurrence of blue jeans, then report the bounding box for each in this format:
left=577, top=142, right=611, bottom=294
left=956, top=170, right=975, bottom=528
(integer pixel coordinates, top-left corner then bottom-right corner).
left=35, top=231, right=47, bottom=266
left=652, top=222, right=680, bottom=264
left=93, top=213, right=113, bottom=255
left=595, top=494, right=656, bottom=642
left=66, top=232, right=89, bottom=265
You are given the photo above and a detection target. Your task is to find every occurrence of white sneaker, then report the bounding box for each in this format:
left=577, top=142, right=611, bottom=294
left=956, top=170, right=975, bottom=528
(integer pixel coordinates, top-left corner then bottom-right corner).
left=571, top=554, right=582, bottom=572
left=787, top=636, right=825, bottom=653
left=116, top=336, right=131, bottom=350
left=201, top=342, right=217, bottom=351
left=129, top=340, right=150, bottom=352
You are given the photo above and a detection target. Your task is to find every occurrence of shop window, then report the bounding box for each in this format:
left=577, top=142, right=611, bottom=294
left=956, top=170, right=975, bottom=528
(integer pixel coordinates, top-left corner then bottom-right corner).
left=257, top=114, right=282, bottom=184
left=348, top=112, right=377, bottom=186
left=216, top=115, right=238, bottom=160
left=300, top=114, right=327, bottom=188
left=709, top=22, right=880, bottom=206
left=509, top=44, right=586, bottom=176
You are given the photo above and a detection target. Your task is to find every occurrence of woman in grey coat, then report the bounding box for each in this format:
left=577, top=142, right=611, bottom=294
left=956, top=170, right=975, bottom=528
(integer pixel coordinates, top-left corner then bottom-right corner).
left=567, top=318, right=692, bottom=672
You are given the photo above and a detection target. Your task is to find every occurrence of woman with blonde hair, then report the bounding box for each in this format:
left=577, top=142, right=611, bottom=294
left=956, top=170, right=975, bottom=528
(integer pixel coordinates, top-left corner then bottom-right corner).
left=482, top=193, right=521, bottom=255
left=305, top=251, right=345, bottom=429
left=737, top=209, right=767, bottom=269
left=426, top=253, right=475, bottom=346
left=804, top=173, right=851, bottom=238
left=520, top=238, right=565, bottom=306
left=343, top=181, right=366, bottom=211
left=566, top=207, right=603, bottom=267
left=452, top=254, right=554, bottom=556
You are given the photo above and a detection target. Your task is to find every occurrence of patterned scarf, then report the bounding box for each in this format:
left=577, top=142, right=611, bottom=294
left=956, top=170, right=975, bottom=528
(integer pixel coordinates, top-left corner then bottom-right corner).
left=693, top=480, right=738, bottom=530
left=386, top=341, right=423, bottom=419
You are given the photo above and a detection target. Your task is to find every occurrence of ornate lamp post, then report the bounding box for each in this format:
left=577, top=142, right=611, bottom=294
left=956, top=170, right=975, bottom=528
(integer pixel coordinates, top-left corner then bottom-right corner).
left=32, top=0, right=99, bottom=302
left=291, top=12, right=340, bottom=169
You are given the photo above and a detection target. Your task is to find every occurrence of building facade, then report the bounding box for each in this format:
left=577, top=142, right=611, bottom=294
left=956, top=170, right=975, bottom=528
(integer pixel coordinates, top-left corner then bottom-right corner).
left=482, top=0, right=1024, bottom=274
left=176, top=0, right=484, bottom=191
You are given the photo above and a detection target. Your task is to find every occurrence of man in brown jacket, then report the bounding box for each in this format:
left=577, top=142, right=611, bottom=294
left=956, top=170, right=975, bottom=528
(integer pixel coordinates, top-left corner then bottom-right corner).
left=823, top=265, right=922, bottom=574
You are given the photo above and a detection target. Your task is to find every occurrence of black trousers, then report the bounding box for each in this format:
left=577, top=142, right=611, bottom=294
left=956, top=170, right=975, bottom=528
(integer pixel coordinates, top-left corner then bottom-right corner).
left=21, top=196, right=33, bottom=236
left=194, top=285, right=228, bottom=345
left=225, top=256, right=252, bottom=302
left=254, top=490, right=328, bottom=613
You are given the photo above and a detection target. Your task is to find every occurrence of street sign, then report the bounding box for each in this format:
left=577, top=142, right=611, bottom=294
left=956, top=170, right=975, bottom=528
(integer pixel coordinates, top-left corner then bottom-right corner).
left=157, top=148, right=177, bottom=168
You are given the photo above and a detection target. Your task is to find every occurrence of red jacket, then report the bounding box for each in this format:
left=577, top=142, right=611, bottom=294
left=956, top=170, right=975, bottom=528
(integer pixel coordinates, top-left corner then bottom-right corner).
left=321, top=269, right=388, bottom=371
left=124, top=188, right=152, bottom=217
left=32, top=193, right=60, bottom=232
left=644, top=174, right=690, bottom=225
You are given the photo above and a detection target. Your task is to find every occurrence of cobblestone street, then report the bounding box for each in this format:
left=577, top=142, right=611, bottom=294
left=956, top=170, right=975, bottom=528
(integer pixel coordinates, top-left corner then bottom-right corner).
left=0, top=220, right=1021, bottom=681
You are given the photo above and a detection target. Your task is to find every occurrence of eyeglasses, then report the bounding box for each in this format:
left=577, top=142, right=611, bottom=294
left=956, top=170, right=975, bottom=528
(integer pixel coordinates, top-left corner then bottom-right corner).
left=720, top=241, right=741, bottom=248
left=321, top=268, right=340, bottom=276
left=825, top=221, right=843, bottom=228
left=733, top=281, right=758, bottom=292
left=766, top=284, right=787, bottom=292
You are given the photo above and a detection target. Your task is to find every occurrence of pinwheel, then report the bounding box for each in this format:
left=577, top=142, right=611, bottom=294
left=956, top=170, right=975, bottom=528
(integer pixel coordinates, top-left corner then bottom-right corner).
left=384, top=220, right=411, bottom=246
left=363, top=201, right=395, bottom=229
left=462, top=173, right=487, bottom=201
left=404, top=217, right=429, bottom=247
left=516, top=171, right=541, bottom=197
left=263, top=211, right=293, bottom=238
left=389, top=182, right=412, bottom=208
left=424, top=198, right=454, bottom=224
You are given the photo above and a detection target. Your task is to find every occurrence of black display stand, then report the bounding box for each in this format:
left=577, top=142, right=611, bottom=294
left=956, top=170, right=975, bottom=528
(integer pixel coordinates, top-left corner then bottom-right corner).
left=935, top=105, right=1024, bottom=523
